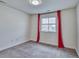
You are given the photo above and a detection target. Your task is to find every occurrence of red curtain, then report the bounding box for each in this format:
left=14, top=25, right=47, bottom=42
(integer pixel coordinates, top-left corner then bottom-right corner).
left=57, top=10, right=64, bottom=48
left=36, top=11, right=64, bottom=48
left=37, top=14, right=40, bottom=43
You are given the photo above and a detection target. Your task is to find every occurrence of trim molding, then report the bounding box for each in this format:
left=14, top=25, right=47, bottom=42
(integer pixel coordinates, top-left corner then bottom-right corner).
left=30, top=40, right=76, bottom=50
left=0, top=1, right=29, bottom=14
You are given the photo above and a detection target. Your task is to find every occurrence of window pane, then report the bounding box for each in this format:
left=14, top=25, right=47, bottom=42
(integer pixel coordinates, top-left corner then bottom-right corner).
left=49, top=25, right=56, bottom=32
left=49, top=17, right=56, bottom=24
left=41, top=25, right=48, bottom=32
left=42, top=18, right=48, bottom=24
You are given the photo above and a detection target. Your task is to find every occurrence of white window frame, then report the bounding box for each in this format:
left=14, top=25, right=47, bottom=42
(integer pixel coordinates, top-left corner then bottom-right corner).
left=41, top=17, right=56, bottom=32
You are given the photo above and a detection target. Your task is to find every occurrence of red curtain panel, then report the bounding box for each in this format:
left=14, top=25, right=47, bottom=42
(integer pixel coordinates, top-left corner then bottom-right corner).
left=57, top=10, right=64, bottom=48
left=37, top=14, right=40, bottom=43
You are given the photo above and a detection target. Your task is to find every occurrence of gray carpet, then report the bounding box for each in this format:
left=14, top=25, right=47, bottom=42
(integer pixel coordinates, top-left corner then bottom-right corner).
left=0, top=41, right=78, bottom=58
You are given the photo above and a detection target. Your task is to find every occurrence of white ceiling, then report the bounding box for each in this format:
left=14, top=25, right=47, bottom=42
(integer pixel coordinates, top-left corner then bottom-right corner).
left=1, top=0, right=79, bottom=14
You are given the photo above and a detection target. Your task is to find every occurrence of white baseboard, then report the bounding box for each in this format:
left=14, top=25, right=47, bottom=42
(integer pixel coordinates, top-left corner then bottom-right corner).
left=0, top=40, right=29, bottom=52
left=30, top=39, right=75, bottom=49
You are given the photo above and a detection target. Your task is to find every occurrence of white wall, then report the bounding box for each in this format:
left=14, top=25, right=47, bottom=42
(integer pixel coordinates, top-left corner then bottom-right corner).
left=76, top=3, right=79, bottom=56
left=0, top=4, right=30, bottom=51
left=30, top=8, right=77, bottom=49
left=61, top=8, right=77, bottom=49
left=30, top=15, right=37, bottom=41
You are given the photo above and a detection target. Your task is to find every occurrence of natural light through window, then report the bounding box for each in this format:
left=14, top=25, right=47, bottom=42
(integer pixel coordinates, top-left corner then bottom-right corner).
left=41, top=17, right=56, bottom=32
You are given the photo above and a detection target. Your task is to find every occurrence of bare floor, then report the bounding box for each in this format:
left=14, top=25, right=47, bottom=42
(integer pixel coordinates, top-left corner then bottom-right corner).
left=0, top=41, right=78, bottom=58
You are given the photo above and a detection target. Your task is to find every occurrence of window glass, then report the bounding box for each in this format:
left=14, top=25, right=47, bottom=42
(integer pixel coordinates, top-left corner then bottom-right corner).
left=41, top=17, right=56, bottom=32
left=41, top=25, right=48, bottom=32
left=49, top=25, right=56, bottom=32
left=49, top=17, right=56, bottom=24
left=42, top=18, right=48, bottom=24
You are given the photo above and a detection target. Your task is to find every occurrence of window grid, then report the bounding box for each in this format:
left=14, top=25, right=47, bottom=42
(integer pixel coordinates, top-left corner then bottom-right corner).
left=48, top=18, right=49, bottom=31
left=48, top=17, right=56, bottom=32
left=41, top=17, right=56, bottom=32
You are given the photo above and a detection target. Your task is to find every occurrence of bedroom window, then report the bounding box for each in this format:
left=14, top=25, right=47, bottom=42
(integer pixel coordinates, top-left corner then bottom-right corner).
left=41, top=17, right=56, bottom=32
